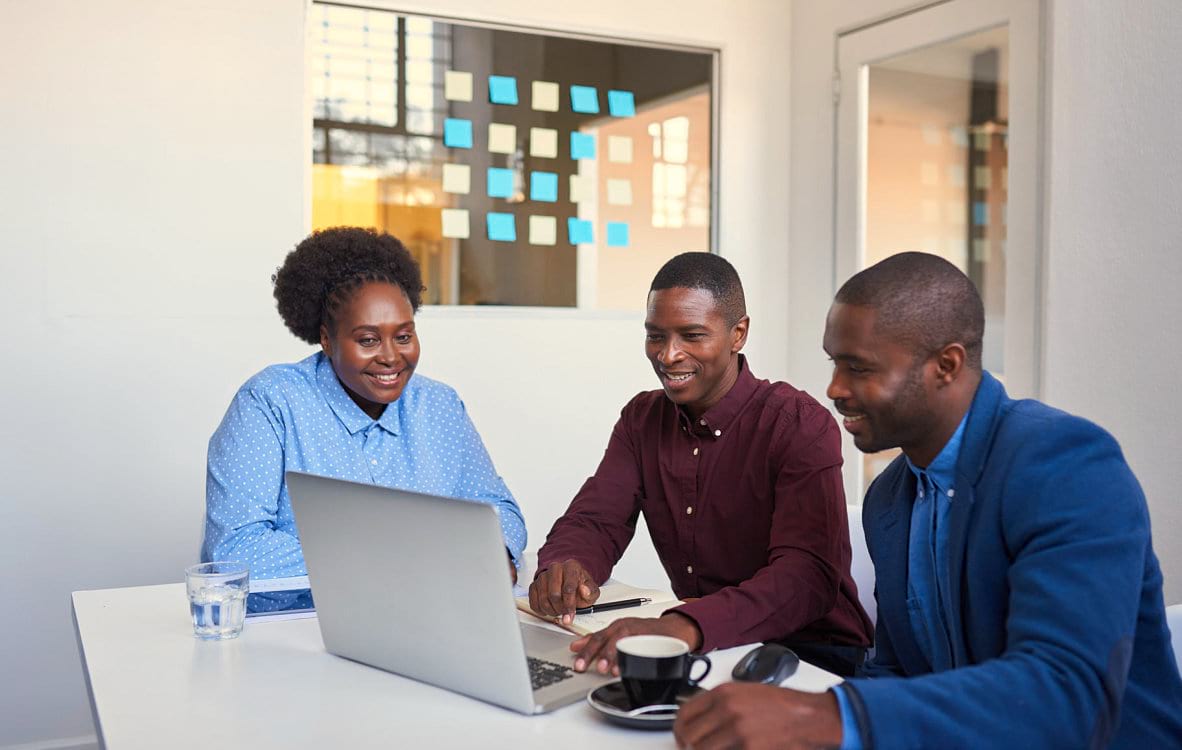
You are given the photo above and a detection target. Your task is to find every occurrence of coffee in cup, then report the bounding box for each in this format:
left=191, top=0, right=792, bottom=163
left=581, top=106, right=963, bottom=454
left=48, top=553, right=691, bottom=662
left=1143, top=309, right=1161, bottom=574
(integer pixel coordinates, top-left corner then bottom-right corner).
left=616, top=635, right=712, bottom=708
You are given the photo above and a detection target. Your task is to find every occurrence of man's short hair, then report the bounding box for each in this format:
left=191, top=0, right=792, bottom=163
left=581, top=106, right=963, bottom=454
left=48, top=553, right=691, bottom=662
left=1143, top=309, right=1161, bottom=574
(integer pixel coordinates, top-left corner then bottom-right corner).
left=649, top=252, right=747, bottom=326
left=835, top=252, right=985, bottom=370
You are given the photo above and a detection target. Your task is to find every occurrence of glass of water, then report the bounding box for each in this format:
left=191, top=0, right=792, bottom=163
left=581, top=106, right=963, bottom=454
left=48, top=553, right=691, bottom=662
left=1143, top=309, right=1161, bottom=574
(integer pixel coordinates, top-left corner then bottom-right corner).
left=185, top=562, right=249, bottom=640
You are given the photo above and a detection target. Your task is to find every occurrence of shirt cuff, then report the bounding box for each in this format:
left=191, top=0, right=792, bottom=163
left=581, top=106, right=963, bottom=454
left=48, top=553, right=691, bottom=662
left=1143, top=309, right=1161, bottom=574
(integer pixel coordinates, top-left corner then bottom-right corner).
left=666, top=598, right=728, bottom=652
left=831, top=685, right=864, bottom=750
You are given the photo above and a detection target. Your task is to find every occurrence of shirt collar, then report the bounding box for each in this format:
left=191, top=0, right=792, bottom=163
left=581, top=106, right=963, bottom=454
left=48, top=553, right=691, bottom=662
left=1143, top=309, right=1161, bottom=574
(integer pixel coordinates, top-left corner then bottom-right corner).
left=678, top=354, right=758, bottom=439
left=905, top=411, right=968, bottom=496
left=376, top=392, right=403, bottom=435
left=315, top=352, right=402, bottom=436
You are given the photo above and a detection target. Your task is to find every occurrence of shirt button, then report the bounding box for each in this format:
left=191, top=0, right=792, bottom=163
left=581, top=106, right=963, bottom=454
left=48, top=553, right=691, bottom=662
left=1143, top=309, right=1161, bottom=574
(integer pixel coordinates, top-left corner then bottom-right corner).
left=692, top=447, right=699, bottom=456
left=371, top=459, right=378, bottom=466
left=699, top=418, right=707, bottom=426
left=714, top=429, right=721, bottom=437
left=948, top=489, right=956, bottom=498
left=686, top=506, right=694, bottom=515
left=686, top=565, right=694, bottom=574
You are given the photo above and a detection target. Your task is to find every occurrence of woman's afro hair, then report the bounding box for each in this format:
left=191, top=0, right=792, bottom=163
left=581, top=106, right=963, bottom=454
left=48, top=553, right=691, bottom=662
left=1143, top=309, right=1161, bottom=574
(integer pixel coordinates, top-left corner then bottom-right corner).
left=272, top=227, right=424, bottom=345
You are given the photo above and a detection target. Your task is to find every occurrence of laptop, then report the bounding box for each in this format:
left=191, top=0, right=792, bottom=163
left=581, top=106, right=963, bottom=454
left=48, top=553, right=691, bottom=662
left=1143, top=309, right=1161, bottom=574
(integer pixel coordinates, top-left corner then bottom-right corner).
left=285, top=470, right=612, bottom=714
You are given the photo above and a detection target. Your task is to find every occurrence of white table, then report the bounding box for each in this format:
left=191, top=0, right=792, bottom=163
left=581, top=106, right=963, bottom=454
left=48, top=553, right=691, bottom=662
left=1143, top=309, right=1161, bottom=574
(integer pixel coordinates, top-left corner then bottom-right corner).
left=72, top=584, right=842, bottom=749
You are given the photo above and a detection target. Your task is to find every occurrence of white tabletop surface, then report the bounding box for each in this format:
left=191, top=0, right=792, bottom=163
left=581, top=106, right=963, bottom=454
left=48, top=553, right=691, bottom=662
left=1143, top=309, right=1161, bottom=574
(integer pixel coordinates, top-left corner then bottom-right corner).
left=72, top=583, right=841, bottom=749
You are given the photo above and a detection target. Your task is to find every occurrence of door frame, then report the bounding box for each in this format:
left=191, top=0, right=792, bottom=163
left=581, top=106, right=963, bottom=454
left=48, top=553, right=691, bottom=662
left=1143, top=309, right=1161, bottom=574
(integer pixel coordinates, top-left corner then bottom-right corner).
left=832, top=0, right=1045, bottom=495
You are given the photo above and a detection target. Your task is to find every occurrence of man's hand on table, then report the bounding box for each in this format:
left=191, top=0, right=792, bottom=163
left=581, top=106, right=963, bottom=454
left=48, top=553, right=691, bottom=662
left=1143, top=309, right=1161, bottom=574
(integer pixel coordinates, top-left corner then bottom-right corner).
left=673, top=683, right=843, bottom=750
left=528, top=559, right=600, bottom=624
left=570, top=612, right=703, bottom=675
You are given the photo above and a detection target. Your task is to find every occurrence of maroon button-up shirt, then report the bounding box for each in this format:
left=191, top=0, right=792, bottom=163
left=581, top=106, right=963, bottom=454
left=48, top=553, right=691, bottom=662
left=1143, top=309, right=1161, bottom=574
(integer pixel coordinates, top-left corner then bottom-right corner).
left=537, top=356, right=873, bottom=652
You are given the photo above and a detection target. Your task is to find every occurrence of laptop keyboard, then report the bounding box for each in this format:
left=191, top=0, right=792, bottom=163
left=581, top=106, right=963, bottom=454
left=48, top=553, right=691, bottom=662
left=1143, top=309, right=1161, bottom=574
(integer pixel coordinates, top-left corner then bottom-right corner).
left=527, top=656, right=575, bottom=691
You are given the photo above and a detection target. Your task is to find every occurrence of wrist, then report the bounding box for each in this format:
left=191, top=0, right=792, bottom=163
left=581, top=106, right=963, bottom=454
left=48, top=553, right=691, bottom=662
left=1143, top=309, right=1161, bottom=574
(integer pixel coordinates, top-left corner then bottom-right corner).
left=531, top=560, right=554, bottom=582
left=533, top=557, right=577, bottom=576
left=661, top=611, right=703, bottom=651
left=812, top=690, right=844, bottom=747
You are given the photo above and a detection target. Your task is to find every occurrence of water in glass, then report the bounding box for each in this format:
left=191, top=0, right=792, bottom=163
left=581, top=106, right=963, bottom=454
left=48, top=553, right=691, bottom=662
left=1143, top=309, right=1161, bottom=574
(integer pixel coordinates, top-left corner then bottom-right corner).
left=185, top=562, right=249, bottom=640
left=190, top=584, right=247, bottom=639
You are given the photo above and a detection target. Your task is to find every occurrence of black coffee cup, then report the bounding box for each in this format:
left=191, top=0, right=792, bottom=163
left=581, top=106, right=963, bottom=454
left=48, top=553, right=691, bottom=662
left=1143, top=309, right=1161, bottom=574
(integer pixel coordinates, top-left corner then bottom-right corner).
left=616, top=635, right=712, bottom=708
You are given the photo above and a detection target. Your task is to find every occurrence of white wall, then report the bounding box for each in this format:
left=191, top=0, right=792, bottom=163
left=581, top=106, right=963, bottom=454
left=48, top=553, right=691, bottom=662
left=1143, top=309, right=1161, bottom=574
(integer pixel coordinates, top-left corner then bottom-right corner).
left=0, top=2, right=305, bottom=746
left=789, top=0, right=1182, bottom=605
left=0, top=0, right=793, bottom=745
left=1040, top=0, right=1182, bottom=603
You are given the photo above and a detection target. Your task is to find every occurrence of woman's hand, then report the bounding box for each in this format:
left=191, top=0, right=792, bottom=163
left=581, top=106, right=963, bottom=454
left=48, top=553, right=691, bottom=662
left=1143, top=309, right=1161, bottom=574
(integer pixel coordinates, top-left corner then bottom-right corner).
left=506, top=548, right=518, bottom=585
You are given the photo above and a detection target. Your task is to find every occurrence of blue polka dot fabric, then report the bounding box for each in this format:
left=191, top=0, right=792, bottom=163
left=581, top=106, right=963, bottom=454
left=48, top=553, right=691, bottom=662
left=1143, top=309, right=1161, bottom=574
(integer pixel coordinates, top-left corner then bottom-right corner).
left=201, top=352, right=527, bottom=579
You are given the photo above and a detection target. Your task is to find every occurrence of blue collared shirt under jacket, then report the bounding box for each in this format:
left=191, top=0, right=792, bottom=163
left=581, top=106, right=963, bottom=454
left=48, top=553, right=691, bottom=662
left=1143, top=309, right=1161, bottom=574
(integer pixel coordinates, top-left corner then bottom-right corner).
left=201, top=352, right=526, bottom=579
left=902, top=413, right=966, bottom=673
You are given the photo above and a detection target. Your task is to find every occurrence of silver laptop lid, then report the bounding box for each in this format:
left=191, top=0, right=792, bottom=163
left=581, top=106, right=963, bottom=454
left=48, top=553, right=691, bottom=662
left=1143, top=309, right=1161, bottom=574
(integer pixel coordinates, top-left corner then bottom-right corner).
left=285, top=470, right=536, bottom=713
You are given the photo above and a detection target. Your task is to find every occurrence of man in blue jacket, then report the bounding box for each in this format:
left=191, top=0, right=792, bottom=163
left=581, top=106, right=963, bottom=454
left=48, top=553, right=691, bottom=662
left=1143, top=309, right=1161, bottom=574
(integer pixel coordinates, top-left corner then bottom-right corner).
left=674, top=252, right=1182, bottom=749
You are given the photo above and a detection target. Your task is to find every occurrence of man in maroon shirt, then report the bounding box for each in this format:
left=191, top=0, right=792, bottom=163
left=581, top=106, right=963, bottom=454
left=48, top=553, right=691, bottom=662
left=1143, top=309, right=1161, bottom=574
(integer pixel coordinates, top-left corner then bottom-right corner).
left=528, top=252, right=872, bottom=676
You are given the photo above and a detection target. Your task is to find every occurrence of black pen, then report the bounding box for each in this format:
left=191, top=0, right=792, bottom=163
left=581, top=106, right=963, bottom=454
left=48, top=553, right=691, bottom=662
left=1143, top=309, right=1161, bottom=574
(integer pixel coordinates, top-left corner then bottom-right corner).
left=574, top=597, right=651, bottom=615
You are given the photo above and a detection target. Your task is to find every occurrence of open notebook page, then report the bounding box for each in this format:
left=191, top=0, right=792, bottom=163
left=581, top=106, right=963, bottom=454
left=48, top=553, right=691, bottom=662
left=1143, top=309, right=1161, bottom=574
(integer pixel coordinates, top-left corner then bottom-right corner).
left=515, top=581, right=684, bottom=636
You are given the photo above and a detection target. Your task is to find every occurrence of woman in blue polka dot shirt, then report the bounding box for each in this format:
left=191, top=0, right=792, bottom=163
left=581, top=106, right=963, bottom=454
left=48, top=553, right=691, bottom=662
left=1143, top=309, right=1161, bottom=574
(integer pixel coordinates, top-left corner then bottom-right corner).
left=201, top=227, right=527, bottom=582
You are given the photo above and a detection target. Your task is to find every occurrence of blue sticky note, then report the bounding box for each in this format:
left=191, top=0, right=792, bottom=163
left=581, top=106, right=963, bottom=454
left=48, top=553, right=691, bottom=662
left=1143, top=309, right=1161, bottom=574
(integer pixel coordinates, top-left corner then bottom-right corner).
left=606, top=222, right=629, bottom=247
left=567, top=218, right=593, bottom=245
left=488, top=76, right=519, bottom=105
left=973, top=202, right=989, bottom=226
left=530, top=171, right=558, bottom=202
left=443, top=118, right=473, bottom=149
left=607, top=90, right=636, bottom=117
left=570, top=132, right=596, bottom=160
left=487, top=168, right=515, bottom=199
left=487, top=212, right=516, bottom=242
left=570, top=85, right=600, bottom=114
